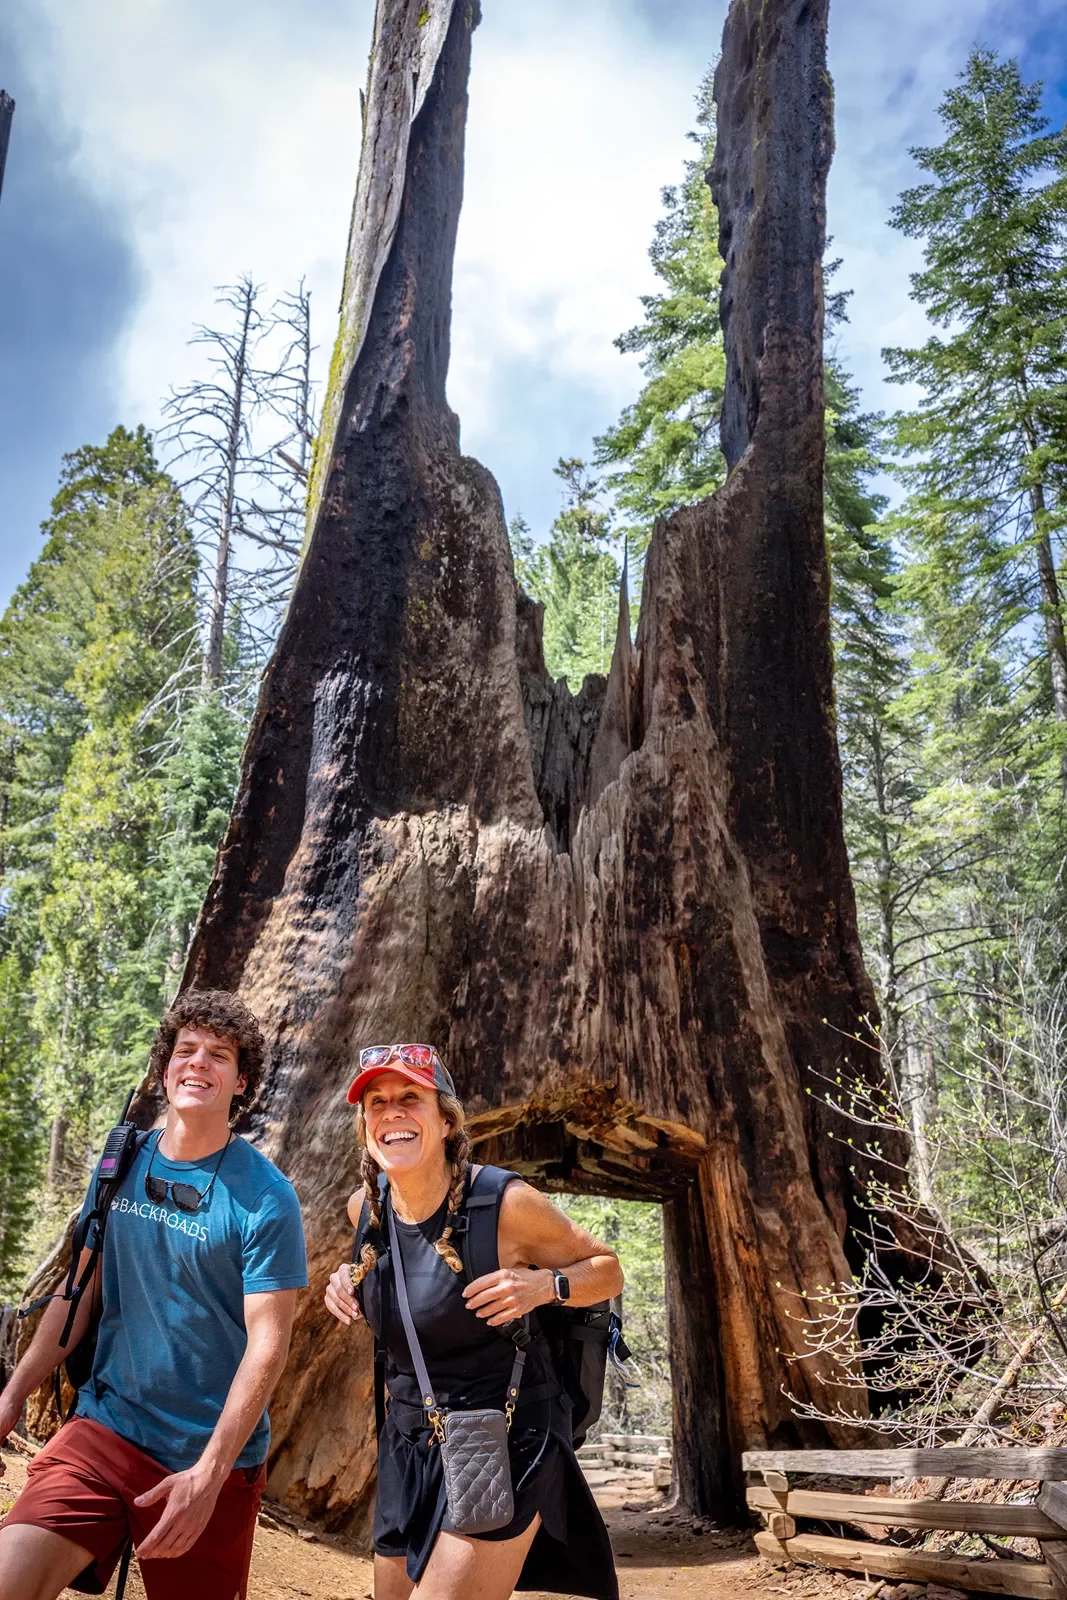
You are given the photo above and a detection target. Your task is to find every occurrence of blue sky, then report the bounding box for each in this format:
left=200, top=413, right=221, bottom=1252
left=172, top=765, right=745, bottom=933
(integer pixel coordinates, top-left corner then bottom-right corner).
left=1, top=0, right=1064, bottom=610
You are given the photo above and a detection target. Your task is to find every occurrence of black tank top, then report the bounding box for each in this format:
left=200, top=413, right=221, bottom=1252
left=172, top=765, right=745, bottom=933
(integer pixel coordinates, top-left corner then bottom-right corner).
left=360, top=1193, right=529, bottom=1411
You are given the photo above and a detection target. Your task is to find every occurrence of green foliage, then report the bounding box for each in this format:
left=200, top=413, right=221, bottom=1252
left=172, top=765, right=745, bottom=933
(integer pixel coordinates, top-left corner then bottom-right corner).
left=594, top=70, right=726, bottom=557
left=0, top=428, right=216, bottom=1233
left=0, top=951, right=43, bottom=1296
left=837, top=50, right=1067, bottom=1274
left=511, top=461, right=621, bottom=687
left=30, top=473, right=197, bottom=1157
left=884, top=48, right=1067, bottom=771
left=556, top=1195, right=670, bottom=1436
left=156, top=691, right=246, bottom=967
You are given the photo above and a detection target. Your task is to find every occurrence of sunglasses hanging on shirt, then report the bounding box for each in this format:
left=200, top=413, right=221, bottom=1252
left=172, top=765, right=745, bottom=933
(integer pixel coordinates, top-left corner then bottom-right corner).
left=144, top=1131, right=233, bottom=1213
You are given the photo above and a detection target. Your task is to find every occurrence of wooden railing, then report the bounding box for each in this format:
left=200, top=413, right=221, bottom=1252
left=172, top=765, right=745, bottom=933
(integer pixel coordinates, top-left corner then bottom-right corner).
left=744, top=1449, right=1067, bottom=1599
left=578, top=1433, right=673, bottom=1489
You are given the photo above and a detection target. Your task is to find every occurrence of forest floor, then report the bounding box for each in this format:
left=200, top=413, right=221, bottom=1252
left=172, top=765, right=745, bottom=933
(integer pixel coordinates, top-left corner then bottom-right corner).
left=0, top=1444, right=859, bottom=1600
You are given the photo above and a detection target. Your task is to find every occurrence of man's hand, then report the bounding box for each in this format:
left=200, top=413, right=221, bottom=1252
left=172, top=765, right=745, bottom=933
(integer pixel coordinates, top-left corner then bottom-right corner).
left=462, top=1267, right=555, bottom=1326
left=324, top=1262, right=363, bottom=1328
left=133, top=1463, right=226, bottom=1560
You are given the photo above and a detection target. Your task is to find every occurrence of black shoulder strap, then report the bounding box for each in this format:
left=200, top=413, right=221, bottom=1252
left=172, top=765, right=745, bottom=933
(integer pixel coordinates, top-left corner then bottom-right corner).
left=460, top=1164, right=519, bottom=1285
left=57, top=1128, right=151, bottom=1348
left=21, top=1127, right=151, bottom=1334
left=459, top=1165, right=533, bottom=1352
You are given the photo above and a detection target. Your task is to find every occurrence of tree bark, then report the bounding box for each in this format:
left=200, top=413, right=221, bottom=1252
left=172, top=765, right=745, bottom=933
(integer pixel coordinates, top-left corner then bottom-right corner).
left=1031, top=484, right=1067, bottom=728
left=45, top=1117, right=67, bottom=1192
left=50, top=0, right=933, bottom=1530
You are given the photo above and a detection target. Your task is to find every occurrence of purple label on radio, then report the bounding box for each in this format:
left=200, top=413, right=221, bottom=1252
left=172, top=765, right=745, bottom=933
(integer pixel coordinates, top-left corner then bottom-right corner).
left=101, top=1158, right=117, bottom=1173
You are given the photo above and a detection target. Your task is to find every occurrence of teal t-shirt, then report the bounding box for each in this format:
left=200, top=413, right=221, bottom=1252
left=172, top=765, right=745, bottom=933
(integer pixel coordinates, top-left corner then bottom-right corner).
left=77, top=1131, right=307, bottom=1471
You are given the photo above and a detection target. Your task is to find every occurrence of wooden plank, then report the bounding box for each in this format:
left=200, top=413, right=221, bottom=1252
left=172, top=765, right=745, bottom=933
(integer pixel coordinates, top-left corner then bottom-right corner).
left=763, top=1470, right=790, bottom=1495
left=757, top=1531, right=792, bottom=1564
left=1041, top=1485, right=1067, bottom=1533
left=753, top=1531, right=1058, bottom=1598
left=1037, top=1540, right=1067, bottom=1596
left=575, top=1450, right=665, bottom=1468
left=597, top=1434, right=669, bottom=1448
left=747, top=1485, right=1063, bottom=1537
left=768, top=1512, right=797, bottom=1540
left=744, top=1449, right=1067, bottom=1482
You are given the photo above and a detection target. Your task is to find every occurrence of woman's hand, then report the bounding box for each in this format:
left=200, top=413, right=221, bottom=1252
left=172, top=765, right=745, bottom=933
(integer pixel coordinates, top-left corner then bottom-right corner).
left=324, top=1262, right=363, bottom=1328
left=462, top=1267, right=555, bottom=1326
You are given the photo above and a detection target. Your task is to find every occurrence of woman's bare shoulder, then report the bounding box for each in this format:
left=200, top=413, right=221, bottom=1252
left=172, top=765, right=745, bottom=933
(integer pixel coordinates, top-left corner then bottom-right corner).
left=347, top=1189, right=366, bottom=1229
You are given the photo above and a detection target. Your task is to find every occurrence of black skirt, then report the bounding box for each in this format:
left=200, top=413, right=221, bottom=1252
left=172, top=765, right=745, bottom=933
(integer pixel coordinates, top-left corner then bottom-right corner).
left=373, top=1395, right=618, bottom=1599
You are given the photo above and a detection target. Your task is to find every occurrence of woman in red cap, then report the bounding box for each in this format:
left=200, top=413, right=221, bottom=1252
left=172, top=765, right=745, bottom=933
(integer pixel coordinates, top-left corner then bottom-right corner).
left=324, top=1043, right=622, bottom=1600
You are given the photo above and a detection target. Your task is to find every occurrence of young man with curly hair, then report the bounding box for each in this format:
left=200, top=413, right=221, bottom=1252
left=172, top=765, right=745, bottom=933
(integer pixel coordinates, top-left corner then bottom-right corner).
left=0, top=989, right=307, bottom=1600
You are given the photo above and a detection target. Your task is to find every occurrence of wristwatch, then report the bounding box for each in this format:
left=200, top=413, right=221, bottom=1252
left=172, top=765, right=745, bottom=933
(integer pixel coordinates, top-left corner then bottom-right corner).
left=551, top=1269, right=571, bottom=1304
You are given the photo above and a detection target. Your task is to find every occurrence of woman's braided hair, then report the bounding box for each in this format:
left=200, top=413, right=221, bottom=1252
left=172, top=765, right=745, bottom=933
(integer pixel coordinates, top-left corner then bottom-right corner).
left=349, top=1090, right=470, bottom=1288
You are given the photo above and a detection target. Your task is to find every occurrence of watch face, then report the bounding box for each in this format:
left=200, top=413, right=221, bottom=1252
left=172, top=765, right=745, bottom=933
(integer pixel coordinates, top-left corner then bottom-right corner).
left=555, top=1273, right=571, bottom=1302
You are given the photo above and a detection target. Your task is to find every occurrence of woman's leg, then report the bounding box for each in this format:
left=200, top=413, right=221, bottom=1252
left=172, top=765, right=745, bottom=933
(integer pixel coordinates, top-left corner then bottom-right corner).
left=375, top=1552, right=415, bottom=1600
left=413, top=1514, right=541, bottom=1600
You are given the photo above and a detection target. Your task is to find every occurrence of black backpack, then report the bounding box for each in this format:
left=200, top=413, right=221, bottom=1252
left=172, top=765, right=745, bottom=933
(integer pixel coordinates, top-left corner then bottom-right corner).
left=353, top=1164, right=631, bottom=1447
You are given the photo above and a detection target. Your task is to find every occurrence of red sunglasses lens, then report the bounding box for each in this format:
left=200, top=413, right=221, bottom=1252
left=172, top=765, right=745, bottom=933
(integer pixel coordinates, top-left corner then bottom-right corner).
left=399, top=1045, right=435, bottom=1068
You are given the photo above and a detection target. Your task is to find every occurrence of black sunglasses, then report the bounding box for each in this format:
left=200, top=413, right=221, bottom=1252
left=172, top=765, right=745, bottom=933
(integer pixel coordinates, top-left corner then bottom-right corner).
left=144, top=1132, right=232, bottom=1213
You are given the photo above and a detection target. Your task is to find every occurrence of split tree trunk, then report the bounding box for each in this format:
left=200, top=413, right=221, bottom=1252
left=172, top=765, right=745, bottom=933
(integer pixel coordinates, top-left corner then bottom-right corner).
left=178, top=0, right=890, bottom=1527
left=21, top=0, right=928, bottom=1531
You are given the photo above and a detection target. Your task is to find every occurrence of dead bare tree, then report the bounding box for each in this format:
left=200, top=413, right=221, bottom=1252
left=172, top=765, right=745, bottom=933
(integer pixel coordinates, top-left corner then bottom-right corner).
left=160, top=278, right=313, bottom=687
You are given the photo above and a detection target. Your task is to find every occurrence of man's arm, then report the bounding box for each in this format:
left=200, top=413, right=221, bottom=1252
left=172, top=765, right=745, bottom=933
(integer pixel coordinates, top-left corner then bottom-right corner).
left=133, top=1287, right=297, bottom=1561
left=0, top=1246, right=100, bottom=1475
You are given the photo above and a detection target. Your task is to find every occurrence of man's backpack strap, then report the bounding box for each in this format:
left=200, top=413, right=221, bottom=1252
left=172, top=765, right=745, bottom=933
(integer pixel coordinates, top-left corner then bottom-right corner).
left=23, top=1121, right=153, bottom=1426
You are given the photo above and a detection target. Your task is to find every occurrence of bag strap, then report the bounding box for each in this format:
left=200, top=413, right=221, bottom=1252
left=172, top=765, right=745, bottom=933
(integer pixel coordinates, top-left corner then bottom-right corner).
left=20, top=1128, right=150, bottom=1338
left=58, top=1129, right=151, bottom=1346
left=386, top=1200, right=439, bottom=1414
left=386, top=1195, right=525, bottom=1437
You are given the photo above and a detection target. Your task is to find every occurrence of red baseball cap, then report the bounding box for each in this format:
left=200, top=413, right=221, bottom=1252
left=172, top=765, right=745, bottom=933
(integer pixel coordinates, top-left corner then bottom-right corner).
left=346, top=1043, right=455, bottom=1105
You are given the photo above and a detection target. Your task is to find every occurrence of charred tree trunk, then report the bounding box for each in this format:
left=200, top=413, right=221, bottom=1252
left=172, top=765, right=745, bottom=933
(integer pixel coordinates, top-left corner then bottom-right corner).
left=29, top=0, right=919, bottom=1530
left=0, top=92, right=13, bottom=205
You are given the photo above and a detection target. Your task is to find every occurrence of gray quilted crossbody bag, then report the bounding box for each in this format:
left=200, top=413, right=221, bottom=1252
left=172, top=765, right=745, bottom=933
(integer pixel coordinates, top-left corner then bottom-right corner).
left=387, top=1204, right=525, bottom=1535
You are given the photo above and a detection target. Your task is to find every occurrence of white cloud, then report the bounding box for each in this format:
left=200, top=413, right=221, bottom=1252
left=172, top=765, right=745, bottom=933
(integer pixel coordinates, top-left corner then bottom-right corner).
left=8, top=0, right=1065, bottom=543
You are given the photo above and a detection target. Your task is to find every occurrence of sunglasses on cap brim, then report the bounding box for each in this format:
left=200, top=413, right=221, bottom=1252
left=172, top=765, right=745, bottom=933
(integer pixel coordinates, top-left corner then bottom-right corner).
left=359, top=1043, right=443, bottom=1073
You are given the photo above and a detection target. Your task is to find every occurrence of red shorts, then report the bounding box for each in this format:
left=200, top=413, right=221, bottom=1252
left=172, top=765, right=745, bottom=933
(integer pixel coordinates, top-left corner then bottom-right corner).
left=4, top=1416, right=265, bottom=1599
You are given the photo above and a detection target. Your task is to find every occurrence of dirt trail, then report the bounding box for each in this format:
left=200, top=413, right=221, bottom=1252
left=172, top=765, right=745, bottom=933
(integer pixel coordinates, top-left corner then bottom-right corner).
left=0, top=1446, right=836, bottom=1600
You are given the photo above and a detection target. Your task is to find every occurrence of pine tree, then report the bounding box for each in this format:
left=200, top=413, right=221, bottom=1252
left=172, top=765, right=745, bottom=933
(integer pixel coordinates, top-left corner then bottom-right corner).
left=31, top=476, right=197, bottom=1172
left=884, top=49, right=1067, bottom=774
left=0, top=951, right=43, bottom=1296
left=593, top=69, right=726, bottom=557
left=0, top=431, right=199, bottom=1211
left=156, top=689, right=247, bottom=970
left=511, top=461, right=620, bottom=687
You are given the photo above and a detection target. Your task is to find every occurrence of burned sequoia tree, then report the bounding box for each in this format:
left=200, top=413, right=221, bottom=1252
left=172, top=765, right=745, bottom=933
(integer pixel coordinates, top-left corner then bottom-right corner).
left=136, top=0, right=900, bottom=1524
